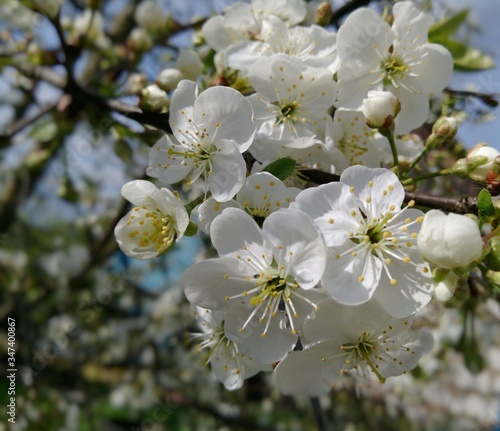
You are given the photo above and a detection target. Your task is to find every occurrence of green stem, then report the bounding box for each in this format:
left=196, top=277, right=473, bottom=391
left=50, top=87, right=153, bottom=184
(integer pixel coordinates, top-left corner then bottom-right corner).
left=402, top=145, right=432, bottom=178
left=379, top=126, right=399, bottom=177
left=401, top=168, right=453, bottom=186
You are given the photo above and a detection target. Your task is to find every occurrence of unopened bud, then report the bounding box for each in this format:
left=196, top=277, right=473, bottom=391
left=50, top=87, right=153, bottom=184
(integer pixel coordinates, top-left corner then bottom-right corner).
left=361, top=91, right=400, bottom=129
left=466, top=143, right=500, bottom=186
left=315, top=2, right=333, bottom=27
left=134, top=0, right=169, bottom=34
left=157, top=68, right=184, bottom=92
left=139, top=84, right=169, bottom=112
left=128, top=27, right=153, bottom=52
left=128, top=73, right=148, bottom=94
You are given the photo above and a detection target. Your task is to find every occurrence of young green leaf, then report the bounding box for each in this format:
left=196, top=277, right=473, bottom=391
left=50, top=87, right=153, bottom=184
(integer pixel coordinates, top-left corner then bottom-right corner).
left=262, top=157, right=296, bottom=181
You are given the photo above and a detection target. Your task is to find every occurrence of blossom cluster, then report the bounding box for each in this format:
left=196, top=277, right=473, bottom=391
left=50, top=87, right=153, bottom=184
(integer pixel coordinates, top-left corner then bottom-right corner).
left=114, top=0, right=491, bottom=395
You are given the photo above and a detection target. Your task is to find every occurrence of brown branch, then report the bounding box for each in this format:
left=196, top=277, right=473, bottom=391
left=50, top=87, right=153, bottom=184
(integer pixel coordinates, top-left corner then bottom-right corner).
left=301, top=169, right=479, bottom=215
left=13, top=63, right=171, bottom=132
left=330, top=0, right=383, bottom=27
left=444, top=87, right=500, bottom=107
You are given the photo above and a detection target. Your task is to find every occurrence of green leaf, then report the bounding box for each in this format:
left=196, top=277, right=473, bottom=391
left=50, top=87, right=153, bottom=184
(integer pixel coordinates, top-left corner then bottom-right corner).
left=478, top=188, right=495, bottom=220
left=184, top=221, right=198, bottom=237
left=262, top=157, right=296, bottom=181
left=428, top=9, right=469, bottom=40
left=437, top=39, right=495, bottom=71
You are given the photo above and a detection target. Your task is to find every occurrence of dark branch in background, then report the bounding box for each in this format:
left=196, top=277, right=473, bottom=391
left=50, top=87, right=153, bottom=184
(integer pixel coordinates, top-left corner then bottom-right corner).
left=10, top=63, right=171, bottom=133
left=301, top=170, right=480, bottom=215
left=330, top=0, right=383, bottom=27
left=310, top=397, right=329, bottom=431
left=444, top=87, right=500, bottom=107
left=0, top=101, right=59, bottom=145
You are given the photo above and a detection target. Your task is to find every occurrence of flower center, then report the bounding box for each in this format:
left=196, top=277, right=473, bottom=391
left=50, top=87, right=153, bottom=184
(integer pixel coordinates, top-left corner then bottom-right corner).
left=276, top=100, right=301, bottom=125
left=382, top=50, right=407, bottom=86
left=128, top=206, right=177, bottom=254
left=340, top=332, right=387, bottom=383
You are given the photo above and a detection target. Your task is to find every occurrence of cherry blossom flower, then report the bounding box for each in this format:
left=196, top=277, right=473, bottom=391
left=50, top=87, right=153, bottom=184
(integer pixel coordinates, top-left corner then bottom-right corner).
left=202, top=0, right=307, bottom=52
left=193, top=306, right=270, bottom=390
left=147, top=80, right=256, bottom=202
left=248, top=56, right=335, bottom=147
left=181, top=207, right=327, bottom=362
left=291, top=165, right=433, bottom=317
left=273, top=298, right=433, bottom=396
left=226, top=15, right=337, bottom=73
left=335, top=1, right=453, bottom=133
left=114, top=180, right=189, bottom=259
left=327, top=109, right=423, bottom=171
left=192, top=172, right=300, bottom=233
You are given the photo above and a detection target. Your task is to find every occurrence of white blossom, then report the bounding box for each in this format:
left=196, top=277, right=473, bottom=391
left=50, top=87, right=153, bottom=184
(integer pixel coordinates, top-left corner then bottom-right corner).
left=291, top=165, right=433, bottom=317
left=273, top=298, right=433, bottom=396
left=248, top=56, right=335, bottom=146
left=193, top=307, right=270, bottom=390
left=417, top=210, right=484, bottom=269
left=114, top=180, right=189, bottom=259
left=147, top=80, right=256, bottom=202
left=181, top=208, right=327, bottom=362
left=193, top=172, right=300, bottom=233
left=335, top=1, right=453, bottom=133
left=226, top=15, right=337, bottom=74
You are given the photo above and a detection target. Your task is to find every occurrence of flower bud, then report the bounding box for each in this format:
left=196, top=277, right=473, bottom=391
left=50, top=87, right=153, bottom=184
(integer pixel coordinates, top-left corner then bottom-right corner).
left=128, top=73, right=148, bottom=94
left=361, top=91, right=400, bottom=129
left=465, top=143, right=500, bottom=187
left=434, top=272, right=459, bottom=302
left=128, top=27, right=153, bottom=52
left=156, top=68, right=184, bottom=92
left=315, top=2, right=333, bottom=27
left=134, top=0, right=169, bottom=34
left=417, top=209, right=484, bottom=269
left=176, top=49, right=204, bottom=81
left=139, top=84, right=169, bottom=112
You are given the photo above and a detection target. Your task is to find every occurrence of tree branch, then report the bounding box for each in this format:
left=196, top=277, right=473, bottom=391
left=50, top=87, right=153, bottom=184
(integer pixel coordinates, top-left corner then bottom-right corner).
left=301, top=169, right=479, bottom=215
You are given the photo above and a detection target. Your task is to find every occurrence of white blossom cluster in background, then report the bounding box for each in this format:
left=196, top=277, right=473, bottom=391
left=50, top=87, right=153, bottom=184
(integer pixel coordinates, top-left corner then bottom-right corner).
left=114, top=0, right=497, bottom=403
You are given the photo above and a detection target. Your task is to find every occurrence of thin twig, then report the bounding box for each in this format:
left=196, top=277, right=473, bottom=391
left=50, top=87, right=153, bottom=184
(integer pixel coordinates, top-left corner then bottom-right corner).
left=310, top=397, right=329, bottom=431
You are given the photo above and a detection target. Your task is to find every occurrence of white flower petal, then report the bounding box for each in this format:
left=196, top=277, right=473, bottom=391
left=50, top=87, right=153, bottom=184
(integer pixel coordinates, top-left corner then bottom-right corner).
left=208, top=139, right=247, bottom=202
left=224, top=304, right=297, bottom=363
left=182, top=257, right=256, bottom=309
left=272, top=342, right=341, bottom=396
left=210, top=208, right=272, bottom=268
left=264, top=209, right=327, bottom=289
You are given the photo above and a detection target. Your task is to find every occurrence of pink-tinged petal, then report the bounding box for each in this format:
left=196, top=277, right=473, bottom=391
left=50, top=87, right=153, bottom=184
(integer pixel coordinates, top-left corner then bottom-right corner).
left=264, top=209, right=327, bottom=289
left=194, top=86, right=256, bottom=151
left=182, top=257, right=256, bottom=310
left=210, top=207, right=272, bottom=269
left=208, top=139, right=246, bottom=202
left=291, top=182, right=358, bottom=247
left=322, top=246, right=380, bottom=305
left=224, top=304, right=297, bottom=364
left=340, top=165, right=404, bottom=219
left=272, top=341, right=343, bottom=396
